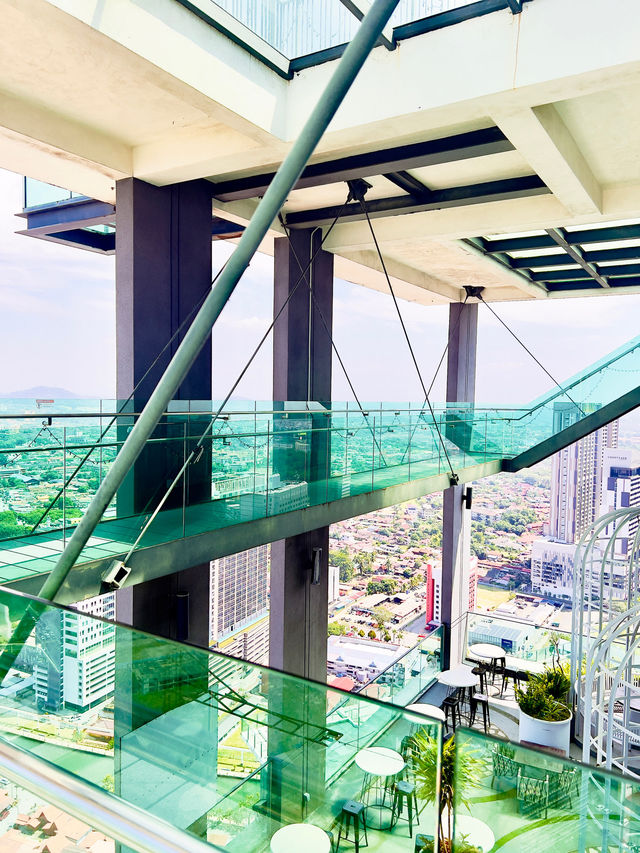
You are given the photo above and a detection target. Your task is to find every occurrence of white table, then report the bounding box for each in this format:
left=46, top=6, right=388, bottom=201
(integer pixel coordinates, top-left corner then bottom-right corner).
left=270, top=824, right=331, bottom=853
left=437, top=665, right=479, bottom=689
left=455, top=814, right=495, bottom=852
left=355, top=746, right=404, bottom=830
left=355, top=746, right=405, bottom=777
left=405, top=702, right=446, bottom=722
left=468, top=643, right=506, bottom=661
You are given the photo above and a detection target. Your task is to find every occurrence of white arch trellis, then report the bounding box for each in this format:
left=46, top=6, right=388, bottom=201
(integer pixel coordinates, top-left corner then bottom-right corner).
left=572, top=505, right=640, bottom=778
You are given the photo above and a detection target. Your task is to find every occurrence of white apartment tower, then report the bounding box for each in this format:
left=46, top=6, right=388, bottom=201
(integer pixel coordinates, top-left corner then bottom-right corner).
left=34, top=593, right=116, bottom=713
left=209, top=545, right=269, bottom=665
left=548, top=406, right=618, bottom=545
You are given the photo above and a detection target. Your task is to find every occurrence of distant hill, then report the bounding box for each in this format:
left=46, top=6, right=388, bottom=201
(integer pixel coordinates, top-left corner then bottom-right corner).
left=0, top=386, right=85, bottom=399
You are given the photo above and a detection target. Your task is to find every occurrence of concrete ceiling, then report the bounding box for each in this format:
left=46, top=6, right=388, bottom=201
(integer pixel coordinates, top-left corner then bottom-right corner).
left=4, top=0, right=640, bottom=305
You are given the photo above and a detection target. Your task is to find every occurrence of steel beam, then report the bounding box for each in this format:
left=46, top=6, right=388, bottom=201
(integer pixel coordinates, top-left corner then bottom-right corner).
left=532, top=265, right=640, bottom=282
left=483, top=224, right=640, bottom=254
left=212, top=127, right=514, bottom=201
left=546, top=227, right=609, bottom=287
left=285, top=176, right=548, bottom=228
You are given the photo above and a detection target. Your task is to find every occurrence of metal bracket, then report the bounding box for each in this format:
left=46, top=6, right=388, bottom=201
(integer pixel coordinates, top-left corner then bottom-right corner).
left=463, top=285, right=485, bottom=300
left=346, top=178, right=373, bottom=204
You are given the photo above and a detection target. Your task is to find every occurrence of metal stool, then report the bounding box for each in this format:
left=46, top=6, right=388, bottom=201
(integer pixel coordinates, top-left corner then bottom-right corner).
left=400, top=735, right=418, bottom=781
left=337, top=800, right=368, bottom=852
left=471, top=664, right=489, bottom=694
left=469, top=692, right=491, bottom=733
left=443, top=694, right=462, bottom=732
left=391, top=780, right=419, bottom=837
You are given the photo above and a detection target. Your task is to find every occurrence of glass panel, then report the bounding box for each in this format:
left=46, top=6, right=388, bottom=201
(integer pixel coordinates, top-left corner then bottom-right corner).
left=454, top=728, right=640, bottom=853
left=0, top=587, right=441, bottom=853
left=208, top=0, right=359, bottom=58
left=360, top=627, right=443, bottom=706
left=23, top=177, right=85, bottom=210
left=391, top=0, right=484, bottom=28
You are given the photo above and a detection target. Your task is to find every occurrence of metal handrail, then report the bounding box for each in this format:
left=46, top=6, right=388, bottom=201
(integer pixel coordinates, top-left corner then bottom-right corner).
left=0, top=737, right=221, bottom=853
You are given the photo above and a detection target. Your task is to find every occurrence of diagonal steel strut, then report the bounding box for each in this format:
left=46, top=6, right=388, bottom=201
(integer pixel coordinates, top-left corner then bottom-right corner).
left=0, top=0, right=401, bottom=679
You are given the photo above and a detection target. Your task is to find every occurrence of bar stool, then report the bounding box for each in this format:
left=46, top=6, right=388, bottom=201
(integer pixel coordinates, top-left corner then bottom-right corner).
left=391, top=780, right=420, bottom=837
left=471, top=664, right=489, bottom=694
left=443, top=694, right=462, bottom=732
left=399, top=735, right=418, bottom=782
left=469, top=692, right=491, bottom=733
left=337, top=800, right=368, bottom=852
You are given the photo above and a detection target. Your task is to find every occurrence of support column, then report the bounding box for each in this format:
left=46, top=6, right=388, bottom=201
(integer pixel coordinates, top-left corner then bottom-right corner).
left=113, top=179, right=215, bottom=853
left=115, top=177, right=213, bottom=648
left=269, top=228, right=333, bottom=683
left=441, top=302, right=478, bottom=668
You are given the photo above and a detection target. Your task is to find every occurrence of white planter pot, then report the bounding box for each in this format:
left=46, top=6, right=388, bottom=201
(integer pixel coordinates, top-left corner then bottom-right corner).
left=519, top=708, right=572, bottom=756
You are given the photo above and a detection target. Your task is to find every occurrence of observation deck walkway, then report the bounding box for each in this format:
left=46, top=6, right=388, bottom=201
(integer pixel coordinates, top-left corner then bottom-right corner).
left=0, top=332, right=638, bottom=603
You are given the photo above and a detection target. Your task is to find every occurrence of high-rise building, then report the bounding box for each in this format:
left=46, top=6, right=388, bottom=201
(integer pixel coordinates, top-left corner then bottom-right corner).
left=547, top=406, right=618, bottom=545
left=34, top=594, right=116, bottom=713
left=209, top=545, right=269, bottom=665
left=599, top=449, right=640, bottom=556
left=328, top=564, right=340, bottom=603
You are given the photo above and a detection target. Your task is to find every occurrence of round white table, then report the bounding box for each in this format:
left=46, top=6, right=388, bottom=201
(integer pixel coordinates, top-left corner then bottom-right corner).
left=405, top=702, right=446, bottom=722
left=270, top=823, right=331, bottom=853
left=437, top=665, right=479, bottom=688
left=355, top=746, right=405, bottom=777
left=455, top=815, right=495, bottom=852
left=468, top=643, right=506, bottom=661
left=355, top=746, right=404, bottom=830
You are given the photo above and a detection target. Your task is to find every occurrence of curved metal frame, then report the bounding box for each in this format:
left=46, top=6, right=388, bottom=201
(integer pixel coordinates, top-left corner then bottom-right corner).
left=572, top=506, right=640, bottom=777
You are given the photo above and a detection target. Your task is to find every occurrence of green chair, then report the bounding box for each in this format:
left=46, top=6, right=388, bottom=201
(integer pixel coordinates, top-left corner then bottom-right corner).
left=517, top=768, right=549, bottom=819
left=490, top=749, right=518, bottom=788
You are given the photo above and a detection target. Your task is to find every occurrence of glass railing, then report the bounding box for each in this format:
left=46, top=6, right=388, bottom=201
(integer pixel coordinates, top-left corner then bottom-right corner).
left=0, top=587, right=441, bottom=852
left=360, top=627, right=443, bottom=706
left=0, top=330, right=637, bottom=582
left=23, top=177, right=86, bottom=210
left=465, top=611, right=572, bottom=669
left=454, top=728, right=640, bottom=853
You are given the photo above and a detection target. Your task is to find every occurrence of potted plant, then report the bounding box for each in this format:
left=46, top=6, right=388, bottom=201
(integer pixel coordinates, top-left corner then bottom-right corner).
left=411, top=732, right=484, bottom=852
left=515, top=663, right=572, bottom=754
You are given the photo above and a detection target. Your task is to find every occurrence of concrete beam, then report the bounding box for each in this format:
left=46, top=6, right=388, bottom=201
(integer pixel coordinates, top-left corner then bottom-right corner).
left=492, top=104, right=602, bottom=216
left=5, top=460, right=502, bottom=606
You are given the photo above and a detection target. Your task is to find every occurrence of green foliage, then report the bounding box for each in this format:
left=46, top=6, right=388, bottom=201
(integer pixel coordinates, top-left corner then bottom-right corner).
left=514, top=678, right=571, bottom=722
left=372, top=606, right=393, bottom=630
left=330, top=549, right=354, bottom=582
left=354, top=551, right=376, bottom=575
left=328, top=621, right=346, bottom=637
left=367, top=630, right=376, bottom=640
left=366, top=578, right=397, bottom=595
left=541, top=663, right=570, bottom=702
left=101, top=774, right=115, bottom=793
left=494, top=508, right=537, bottom=535
left=0, top=511, right=21, bottom=538
left=412, top=732, right=484, bottom=847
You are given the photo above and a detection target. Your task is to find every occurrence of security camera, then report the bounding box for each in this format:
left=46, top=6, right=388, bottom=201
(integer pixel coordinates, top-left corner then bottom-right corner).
left=101, top=560, right=132, bottom=592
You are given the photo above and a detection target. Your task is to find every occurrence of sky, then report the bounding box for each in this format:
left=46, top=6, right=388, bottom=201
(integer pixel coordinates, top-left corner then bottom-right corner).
left=2, top=167, right=640, bottom=407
